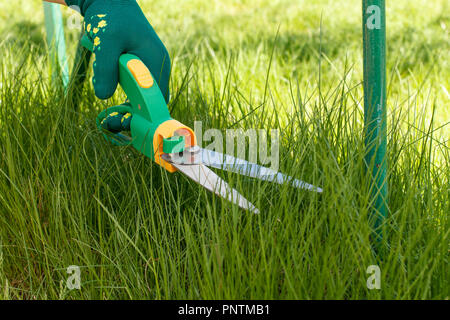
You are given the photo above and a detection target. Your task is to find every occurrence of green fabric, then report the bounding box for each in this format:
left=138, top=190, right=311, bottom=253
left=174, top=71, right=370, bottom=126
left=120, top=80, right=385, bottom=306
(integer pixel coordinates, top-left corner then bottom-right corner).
left=101, top=111, right=132, bottom=133
left=66, top=0, right=171, bottom=102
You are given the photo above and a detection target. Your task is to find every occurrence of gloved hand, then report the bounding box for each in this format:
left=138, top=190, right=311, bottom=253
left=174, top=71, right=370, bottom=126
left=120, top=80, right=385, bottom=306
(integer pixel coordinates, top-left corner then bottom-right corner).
left=66, top=0, right=171, bottom=102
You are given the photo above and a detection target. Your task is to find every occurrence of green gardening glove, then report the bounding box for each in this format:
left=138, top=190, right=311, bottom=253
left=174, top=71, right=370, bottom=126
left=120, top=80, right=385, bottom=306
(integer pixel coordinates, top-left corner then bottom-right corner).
left=66, top=0, right=171, bottom=102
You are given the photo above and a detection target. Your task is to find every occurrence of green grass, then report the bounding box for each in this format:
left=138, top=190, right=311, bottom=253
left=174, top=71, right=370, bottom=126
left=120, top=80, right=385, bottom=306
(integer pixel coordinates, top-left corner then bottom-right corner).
left=0, top=0, right=448, bottom=299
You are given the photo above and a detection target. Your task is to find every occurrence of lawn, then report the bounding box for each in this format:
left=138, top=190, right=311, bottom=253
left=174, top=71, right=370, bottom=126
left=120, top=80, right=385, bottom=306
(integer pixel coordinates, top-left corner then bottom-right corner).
left=0, top=0, right=448, bottom=299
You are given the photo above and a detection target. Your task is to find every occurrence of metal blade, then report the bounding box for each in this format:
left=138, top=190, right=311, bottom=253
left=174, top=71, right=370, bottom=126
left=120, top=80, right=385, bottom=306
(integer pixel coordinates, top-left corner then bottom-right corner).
left=163, top=155, right=259, bottom=214
left=200, top=148, right=323, bottom=193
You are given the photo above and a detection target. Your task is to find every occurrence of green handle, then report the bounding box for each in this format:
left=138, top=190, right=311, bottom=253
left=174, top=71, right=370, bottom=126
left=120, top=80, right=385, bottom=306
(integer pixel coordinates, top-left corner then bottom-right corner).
left=81, top=35, right=176, bottom=159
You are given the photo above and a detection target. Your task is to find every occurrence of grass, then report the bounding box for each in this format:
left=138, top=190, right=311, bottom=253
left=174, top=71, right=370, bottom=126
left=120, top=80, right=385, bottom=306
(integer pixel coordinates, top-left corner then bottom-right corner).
left=0, top=0, right=448, bottom=299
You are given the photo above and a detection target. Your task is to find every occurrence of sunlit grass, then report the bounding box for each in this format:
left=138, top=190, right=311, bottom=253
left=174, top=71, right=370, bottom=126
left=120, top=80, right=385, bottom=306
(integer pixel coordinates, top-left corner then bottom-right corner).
left=0, top=0, right=448, bottom=299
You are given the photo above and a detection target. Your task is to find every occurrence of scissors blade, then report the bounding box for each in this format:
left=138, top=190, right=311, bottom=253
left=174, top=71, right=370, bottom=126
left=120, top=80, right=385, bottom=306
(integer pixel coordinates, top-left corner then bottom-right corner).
left=163, top=155, right=259, bottom=214
left=199, top=148, right=323, bottom=193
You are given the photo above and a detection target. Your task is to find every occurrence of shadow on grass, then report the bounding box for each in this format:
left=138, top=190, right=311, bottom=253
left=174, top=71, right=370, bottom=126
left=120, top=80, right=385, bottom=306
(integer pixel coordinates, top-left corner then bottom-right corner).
left=169, top=14, right=448, bottom=75
left=2, top=21, right=46, bottom=54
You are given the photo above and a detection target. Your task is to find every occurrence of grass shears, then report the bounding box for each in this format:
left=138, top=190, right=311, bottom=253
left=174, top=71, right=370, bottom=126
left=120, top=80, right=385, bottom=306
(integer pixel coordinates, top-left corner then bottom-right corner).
left=81, top=35, right=322, bottom=214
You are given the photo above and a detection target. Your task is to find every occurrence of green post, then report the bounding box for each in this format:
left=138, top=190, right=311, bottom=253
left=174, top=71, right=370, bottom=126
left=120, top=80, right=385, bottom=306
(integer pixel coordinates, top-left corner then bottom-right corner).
left=362, top=0, right=388, bottom=242
left=43, top=2, right=69, bottom=88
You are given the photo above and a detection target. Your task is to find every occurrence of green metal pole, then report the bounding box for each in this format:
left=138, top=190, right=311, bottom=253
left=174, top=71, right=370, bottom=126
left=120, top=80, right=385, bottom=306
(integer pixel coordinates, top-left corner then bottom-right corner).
left=362, top=0, right=388, bottom=242
left=43, top=2, right=69, bottom=88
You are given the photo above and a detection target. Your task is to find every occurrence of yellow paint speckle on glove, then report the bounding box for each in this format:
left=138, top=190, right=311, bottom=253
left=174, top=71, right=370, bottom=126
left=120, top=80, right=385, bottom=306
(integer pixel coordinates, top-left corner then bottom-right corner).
left=98, top=20, right=107, bottom=28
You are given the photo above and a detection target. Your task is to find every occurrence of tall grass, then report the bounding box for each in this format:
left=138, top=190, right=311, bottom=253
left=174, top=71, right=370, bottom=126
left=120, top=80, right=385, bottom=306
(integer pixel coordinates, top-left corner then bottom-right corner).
left=0, top=0, right=448, bottom=299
